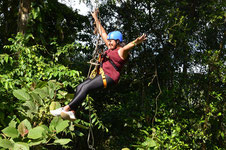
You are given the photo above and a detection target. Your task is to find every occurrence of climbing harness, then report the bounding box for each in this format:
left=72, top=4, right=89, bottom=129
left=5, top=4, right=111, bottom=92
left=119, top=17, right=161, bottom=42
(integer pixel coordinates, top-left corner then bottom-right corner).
left=87, top=38, right=107, bottom=88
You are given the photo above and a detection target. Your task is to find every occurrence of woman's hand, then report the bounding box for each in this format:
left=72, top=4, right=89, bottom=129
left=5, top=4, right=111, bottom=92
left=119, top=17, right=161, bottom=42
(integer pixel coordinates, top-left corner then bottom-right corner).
left=91, top=9, right=99, bottom=19
left=135, top=34, right=147, bottom=45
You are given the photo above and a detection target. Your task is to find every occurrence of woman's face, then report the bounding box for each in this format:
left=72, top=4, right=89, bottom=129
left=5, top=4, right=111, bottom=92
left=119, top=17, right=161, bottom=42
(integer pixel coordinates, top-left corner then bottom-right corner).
left=108, top=40, right=117, bottom=50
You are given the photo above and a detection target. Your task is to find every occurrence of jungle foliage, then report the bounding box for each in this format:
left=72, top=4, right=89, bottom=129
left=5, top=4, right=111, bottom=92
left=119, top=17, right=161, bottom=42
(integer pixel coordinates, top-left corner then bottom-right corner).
left=0, top=0, right=225, bottom=149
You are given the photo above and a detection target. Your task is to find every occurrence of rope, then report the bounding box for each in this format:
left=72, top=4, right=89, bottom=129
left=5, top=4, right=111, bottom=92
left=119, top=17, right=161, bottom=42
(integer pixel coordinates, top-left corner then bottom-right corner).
left=149, top=59, right=162, bottom=127
left=87, top=34, right=101, bottom=78
left=87, top=99, right=95, bottom=150
left=87, top=6, right=103, bottom=150
left=86, top=34, right=101, bottom=150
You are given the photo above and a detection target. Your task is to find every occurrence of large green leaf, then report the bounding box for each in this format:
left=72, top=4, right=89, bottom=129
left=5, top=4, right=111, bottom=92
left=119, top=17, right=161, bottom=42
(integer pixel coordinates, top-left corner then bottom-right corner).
left=14, top=142, right=29, bottom=150
left=36, top=81, right=48, bottom=88
left=49, top=117, right=61, bottom=132
left=48, top=87, right=55, bottom=99
left=56, top=120, right=69, bottom=133
left=23, top=101, right=38, bottom=113
left=39, top=125, right=49, bottom=139
left=41, top=87, right=49, bottom=99
left=27, top=126, right=45, bottom=139
left=0, top=139, right=14, bottom=149
left=8, top=119, right=17, bottom=128
left=2, top=127, right=19, bottom=139
left=54, top=139, right=71, bottom=145
left=13, top=89, right=31, bottom=101
left=30, top=92, right=43, bottom=105
left=49, top=102, right=61, bottom=111
left=18, top=120, right=31, bottom=137
left=18, top=122, right=27, bottom=137
left=33, top=88, right=48, bottom=99
left=48, top=80, right=57, bottom=90
left=22, top=119, right=32, bottom=130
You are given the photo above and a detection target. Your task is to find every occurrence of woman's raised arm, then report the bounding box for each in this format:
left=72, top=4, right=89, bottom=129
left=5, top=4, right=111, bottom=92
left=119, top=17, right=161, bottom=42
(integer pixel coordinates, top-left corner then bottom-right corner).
left=118, top=34, right=147, bottom=60
left=91, top=9, right=110, bottom=48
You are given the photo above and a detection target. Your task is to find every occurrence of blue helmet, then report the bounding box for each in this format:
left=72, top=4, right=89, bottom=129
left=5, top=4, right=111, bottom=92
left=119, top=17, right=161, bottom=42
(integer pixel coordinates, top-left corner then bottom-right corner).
left=107, top=31, right=123, bottom=42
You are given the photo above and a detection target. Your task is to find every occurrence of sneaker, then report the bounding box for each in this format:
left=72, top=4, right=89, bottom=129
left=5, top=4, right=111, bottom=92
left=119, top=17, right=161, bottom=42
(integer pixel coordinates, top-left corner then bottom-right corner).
left=61, top=111, right=76, bottom=121
left=50, top=107, right=63, bottom=116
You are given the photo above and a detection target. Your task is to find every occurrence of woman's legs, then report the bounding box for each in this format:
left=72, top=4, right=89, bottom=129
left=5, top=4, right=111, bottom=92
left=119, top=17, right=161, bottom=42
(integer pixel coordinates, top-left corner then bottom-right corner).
left=65, top=74, right=114, bottom=111
left=63, top=79, right=92, bottom=112
left=74, top=78, right=92, bottom=97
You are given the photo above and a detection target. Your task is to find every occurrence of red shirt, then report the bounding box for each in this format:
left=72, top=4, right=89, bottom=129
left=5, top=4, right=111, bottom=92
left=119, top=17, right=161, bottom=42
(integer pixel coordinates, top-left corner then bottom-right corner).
left=102, top=48, right=126, bottom=83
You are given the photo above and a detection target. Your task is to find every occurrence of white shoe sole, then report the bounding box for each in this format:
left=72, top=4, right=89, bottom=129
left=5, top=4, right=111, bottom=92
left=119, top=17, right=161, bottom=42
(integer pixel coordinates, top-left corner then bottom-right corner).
left=50, top=108, right=63, bottom=116
left=60, top=111, right=76, bottom=121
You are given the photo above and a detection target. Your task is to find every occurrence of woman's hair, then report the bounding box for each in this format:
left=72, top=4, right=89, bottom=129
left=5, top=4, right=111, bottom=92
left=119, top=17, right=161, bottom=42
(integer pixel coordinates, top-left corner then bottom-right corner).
left=119, top=42, right=126, bottom=47
left=116, top=40, right=126, bottom=47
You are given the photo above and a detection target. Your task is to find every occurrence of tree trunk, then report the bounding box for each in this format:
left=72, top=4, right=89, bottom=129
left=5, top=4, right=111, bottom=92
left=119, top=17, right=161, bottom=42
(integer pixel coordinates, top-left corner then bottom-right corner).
left=18, top=0, right=31, bottom=34
left=2, top=0, right=9, bottom=43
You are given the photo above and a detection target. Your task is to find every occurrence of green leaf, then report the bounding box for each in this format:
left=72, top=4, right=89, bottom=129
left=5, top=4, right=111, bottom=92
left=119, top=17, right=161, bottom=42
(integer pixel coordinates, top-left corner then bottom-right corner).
left=49, top=117, right=61, bottom=132
left=36, top=81, right=48, bottom=88
left=27, top=126, right=45, bottom=139
left=18, top=122, right=27, bottom=137
left=142, top=138, right=156, bottom=148
left=25, top=110, right=34, bottom=120
left=48, top=80, right=57, bottom=91
left=131, top=144, right=146, bottom=149
left=4, top=55, right=8, bottom=63
left=39, top=125, right=49, bottom=138
left=54, top=139, right=71, bottom=145
left=41, top=87, right=49, bottom=98
left=56, top=120, right=69, bottom=133
left=18, top=120, right=31, bottom=137
left=49, top=102, right=61, bottom=111
left=13, top=89, right=31, bottom=101
left=14, top=142, right=29, bottom=150
left=23, top=101, right=38, bottom=113
left=28, top=139, right=46, bottom=146
left=69, top=122, right=74, bottom=131
left=75, top=130, right=84, bottom=137
left=32, top=9, right=38, bottom=19
left=8, top=119, right=17, bottom=128
left=0, top=139, right=14, bottom=149
left=48, top=87, right=55, bottom=99
left=33, top=88, right=48, bottom=99
left=30, top=92, right=43, bottom=105
left=91, top=117, right=97, bottom=124
left=2, top=127, right=19, bottom=139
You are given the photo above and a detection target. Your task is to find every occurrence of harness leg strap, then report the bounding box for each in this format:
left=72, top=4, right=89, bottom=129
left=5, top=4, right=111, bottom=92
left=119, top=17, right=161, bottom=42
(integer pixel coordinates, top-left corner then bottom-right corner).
left=101, top=73, right=107, bottom=88
left=99, top=68, right=107, bottom=88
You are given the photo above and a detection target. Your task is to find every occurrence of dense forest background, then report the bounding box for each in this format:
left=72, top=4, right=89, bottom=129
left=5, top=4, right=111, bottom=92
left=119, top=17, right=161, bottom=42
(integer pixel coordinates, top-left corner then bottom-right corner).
left=0, top=0, right=225, bottom=149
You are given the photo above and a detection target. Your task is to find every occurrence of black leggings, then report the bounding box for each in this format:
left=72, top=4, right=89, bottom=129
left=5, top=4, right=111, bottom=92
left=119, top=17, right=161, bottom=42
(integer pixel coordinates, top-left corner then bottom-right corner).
left=68, top=74, right=114, bottom=110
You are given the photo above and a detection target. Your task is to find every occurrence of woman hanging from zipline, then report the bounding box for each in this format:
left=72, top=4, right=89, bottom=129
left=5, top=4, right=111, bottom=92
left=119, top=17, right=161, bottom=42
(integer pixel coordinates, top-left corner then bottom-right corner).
left=50, top=9, right=147, bottom=120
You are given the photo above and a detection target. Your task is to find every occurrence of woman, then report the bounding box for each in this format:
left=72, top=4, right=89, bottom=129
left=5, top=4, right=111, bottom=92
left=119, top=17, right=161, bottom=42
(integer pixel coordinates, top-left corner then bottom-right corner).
left=50, top=10, right=147, bottom=121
